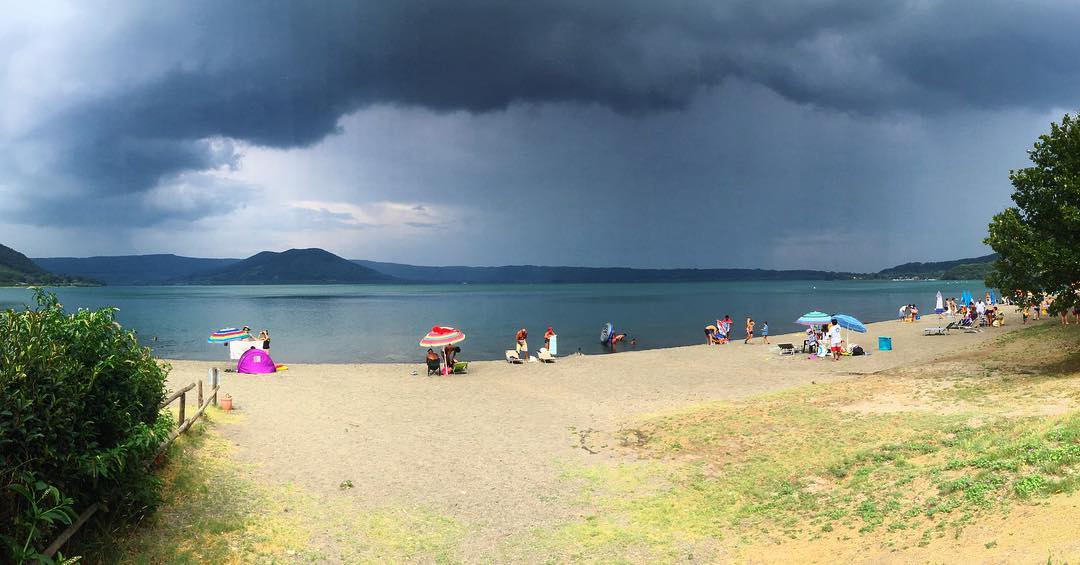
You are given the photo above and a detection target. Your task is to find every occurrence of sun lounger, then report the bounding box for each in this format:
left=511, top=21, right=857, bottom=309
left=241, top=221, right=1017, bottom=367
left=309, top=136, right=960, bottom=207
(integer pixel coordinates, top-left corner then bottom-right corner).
left=923, top=326, right=949, bottom=336
left=537, top=350, right=556, bottom=363
left=777, top=343, right=796, bottom=356
left=505, top=350, right=524, bottom=364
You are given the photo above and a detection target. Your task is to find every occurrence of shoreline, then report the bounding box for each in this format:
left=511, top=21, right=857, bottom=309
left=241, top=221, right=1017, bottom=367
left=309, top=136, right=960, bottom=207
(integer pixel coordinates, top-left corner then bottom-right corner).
left=162, top=312, right=1013, bottom=367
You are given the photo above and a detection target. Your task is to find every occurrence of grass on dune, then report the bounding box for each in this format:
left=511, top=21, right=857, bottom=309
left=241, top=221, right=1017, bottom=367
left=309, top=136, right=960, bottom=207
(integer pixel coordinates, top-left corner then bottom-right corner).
left=515, top=324, right=1080, bottom=562
left=79, top=410, right=463, bottom=564
left=80, top=409, right=322, bottom=564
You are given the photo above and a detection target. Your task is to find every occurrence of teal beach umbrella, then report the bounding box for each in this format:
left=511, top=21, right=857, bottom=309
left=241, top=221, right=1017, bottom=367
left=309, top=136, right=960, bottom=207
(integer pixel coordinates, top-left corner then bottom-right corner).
left=796, top=311, right=832, bottom=326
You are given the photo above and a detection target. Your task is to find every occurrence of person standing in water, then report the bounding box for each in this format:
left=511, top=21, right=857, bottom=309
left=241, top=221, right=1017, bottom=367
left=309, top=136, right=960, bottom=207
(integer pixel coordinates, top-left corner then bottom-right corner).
left=744, top=317, right=754, bottom=344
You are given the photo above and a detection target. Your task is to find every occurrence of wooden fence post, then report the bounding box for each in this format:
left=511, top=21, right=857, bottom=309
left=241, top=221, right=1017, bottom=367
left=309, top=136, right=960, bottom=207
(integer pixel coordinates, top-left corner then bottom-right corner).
left=198, top=379, right=203, bottom=407
left=178, top=391, right=186, bottom=425
left=212, top=367, right=220, bottom=406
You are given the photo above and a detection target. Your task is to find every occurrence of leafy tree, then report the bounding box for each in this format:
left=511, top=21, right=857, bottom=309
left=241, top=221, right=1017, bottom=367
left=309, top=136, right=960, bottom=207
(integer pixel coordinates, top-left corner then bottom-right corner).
left=1, top=290, right=172, bottom=562
left=985, top=113, right=1080, bottom=313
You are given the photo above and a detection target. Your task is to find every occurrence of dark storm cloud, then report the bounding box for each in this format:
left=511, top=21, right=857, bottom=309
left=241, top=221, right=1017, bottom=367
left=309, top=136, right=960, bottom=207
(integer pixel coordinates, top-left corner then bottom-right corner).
left=5, top=0, right=1080, bottom=228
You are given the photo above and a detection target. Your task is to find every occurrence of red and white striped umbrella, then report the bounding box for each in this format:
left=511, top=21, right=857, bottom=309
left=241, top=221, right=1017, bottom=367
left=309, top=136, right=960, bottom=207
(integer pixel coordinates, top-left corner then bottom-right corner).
left=419, top=326, right=465, bottom=348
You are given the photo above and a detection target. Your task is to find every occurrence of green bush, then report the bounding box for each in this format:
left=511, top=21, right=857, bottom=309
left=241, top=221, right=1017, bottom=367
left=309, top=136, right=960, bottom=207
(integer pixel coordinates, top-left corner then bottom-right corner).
left=1, top=290, right=173, bottom=562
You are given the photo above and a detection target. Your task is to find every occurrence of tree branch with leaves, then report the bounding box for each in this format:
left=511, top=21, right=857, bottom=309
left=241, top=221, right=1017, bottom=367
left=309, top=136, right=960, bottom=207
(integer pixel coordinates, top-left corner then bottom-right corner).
left=985, top=113, right=1080, bottom=313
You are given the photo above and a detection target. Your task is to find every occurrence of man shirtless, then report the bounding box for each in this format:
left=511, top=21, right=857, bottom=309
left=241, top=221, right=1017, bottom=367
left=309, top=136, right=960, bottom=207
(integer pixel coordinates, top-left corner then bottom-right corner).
left=515, top=328, right=529, bottom=360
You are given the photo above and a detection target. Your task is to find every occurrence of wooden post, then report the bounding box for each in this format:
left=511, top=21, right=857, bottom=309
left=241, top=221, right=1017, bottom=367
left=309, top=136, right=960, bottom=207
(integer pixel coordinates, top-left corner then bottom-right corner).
left=212, top=367, right=220, bottom=406
left=178, top=391, right=186, bottom=425
left=197, top=379, right=203, bottom=407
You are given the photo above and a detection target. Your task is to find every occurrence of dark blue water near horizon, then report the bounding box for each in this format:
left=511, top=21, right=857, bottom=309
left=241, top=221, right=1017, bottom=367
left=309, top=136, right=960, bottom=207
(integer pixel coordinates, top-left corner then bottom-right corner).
left=0, top=280, right=988, bottom=363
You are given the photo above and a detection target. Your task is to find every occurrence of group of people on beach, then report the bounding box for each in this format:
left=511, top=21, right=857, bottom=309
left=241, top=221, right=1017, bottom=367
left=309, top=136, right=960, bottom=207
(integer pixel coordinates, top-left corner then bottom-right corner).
left=803, top=319, right=845, bottom=361
left=425, top=344, right=462, bottom=374
left=704, top=315, right=769, bottom=345
left=897, top=304, right=920, bottom=322
left=932, top=296, right=1007, bottom=327
left=512, top=326, right=558, bottom=360
left=1038, top=292, right=1080, bottom=325
left=241, top=326, right=271, bottom=349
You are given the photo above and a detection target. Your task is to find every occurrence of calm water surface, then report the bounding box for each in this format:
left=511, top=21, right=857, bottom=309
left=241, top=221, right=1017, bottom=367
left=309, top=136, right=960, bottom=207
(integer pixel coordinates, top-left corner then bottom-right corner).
left=0, top=281, right=988, bottom=363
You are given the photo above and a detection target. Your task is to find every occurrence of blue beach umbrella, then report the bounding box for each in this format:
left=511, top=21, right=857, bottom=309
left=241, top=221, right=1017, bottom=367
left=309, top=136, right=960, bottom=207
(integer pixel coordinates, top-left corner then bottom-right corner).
left=796, top=311, right=832, bottom=326
left=830, top=314, right=867, bottom=333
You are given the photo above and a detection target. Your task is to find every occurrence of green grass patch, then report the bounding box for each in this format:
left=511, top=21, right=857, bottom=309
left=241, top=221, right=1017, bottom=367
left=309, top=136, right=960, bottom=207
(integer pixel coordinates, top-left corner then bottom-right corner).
left=515, top=325, right=1080, bottom=562
left=528, top=409, right=1080, bottom=560
left=81, top=409, right=322, bottom=563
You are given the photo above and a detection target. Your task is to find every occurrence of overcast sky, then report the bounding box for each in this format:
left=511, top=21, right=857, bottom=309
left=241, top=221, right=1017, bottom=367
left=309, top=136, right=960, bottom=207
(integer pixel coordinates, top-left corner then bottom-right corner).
left=1, top=1, right=1077, bottom=270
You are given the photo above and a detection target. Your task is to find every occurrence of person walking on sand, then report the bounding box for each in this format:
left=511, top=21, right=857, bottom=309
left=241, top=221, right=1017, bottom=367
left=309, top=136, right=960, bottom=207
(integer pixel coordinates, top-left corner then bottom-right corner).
left=515, top=328, right=529, bottom=360
left=744, top=317, right=754, bottom=344
left=761, top=321, right=770, bottom=344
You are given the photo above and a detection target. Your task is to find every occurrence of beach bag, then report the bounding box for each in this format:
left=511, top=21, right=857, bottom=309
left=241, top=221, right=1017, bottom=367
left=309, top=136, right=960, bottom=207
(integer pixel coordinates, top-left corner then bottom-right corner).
left=851, top=345, right=864, bottom=356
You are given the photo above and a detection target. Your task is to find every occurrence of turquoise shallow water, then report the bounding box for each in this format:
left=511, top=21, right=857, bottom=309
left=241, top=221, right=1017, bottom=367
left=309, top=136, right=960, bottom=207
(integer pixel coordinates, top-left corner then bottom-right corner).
left=0, top=281, right=988, bottom=363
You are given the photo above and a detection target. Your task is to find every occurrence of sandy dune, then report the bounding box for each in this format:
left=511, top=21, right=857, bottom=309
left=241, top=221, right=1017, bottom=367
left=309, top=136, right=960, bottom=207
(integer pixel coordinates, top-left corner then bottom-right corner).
left=164, top=316, right=1026, bottom=559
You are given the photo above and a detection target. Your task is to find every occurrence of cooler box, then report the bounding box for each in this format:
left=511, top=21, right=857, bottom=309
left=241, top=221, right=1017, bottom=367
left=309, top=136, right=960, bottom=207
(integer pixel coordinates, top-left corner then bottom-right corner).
left=229, top=340, right=268, bottom=360
left=877, top=336, right=892, bottom=351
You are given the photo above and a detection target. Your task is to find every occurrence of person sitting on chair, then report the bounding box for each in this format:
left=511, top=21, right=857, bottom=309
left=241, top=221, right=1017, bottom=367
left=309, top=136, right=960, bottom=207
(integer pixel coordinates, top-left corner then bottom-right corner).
left=425, top=348, right=441, bottom=375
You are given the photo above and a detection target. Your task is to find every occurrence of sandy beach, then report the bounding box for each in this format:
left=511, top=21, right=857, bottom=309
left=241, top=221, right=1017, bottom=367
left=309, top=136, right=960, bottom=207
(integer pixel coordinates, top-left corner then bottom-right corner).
left=161, top=316, right=1044, bottom=561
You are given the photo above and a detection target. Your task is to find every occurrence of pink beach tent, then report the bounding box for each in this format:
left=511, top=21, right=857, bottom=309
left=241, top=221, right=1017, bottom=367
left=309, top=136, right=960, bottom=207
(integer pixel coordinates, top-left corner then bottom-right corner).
left=236, top=346, right=277, bottom=374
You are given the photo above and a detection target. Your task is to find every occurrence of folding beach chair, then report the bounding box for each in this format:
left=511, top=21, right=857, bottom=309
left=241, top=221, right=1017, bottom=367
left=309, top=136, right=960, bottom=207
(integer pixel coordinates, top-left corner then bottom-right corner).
left=537, top=350, right=556, bottom=363
left=505, top=350, right=525, bottom=364
left=777, top=343, right=797, bottom=356
left=957, top=318, right=980, bottom=333
left=452, top=361, right=469, bottom=374
left=923, top=326, right=949, bottom=336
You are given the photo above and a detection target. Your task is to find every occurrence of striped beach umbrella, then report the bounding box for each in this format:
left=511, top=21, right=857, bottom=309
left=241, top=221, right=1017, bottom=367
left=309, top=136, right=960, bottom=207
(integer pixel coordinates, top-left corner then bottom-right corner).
left=419, top=326, right=466, bottom=348
left=795, top=311, right=832, bottom=326
left=419, top=326, right=465, bottom=376
left=208, top=327, right=252, bottom=343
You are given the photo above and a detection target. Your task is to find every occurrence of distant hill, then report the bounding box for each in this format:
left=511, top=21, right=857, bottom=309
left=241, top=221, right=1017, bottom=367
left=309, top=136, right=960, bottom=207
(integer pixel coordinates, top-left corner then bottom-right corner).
left=353, top=260, right=856, bottom=284
left=35, top=254, right=240, bottom=285
left=941, top=261, right=995, bottom=280
left=876, top=253, right=998, bottom=279
left=29, top=249, right=1000, bottom=285
left=2, top=243, right=94, bottom=286
left=181, top=248, right=397, bottom=284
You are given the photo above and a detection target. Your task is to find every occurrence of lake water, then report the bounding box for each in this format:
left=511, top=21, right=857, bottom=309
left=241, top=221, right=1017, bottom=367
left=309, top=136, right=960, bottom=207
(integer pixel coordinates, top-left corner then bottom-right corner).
left=0, top=281, right=989, bottom=363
